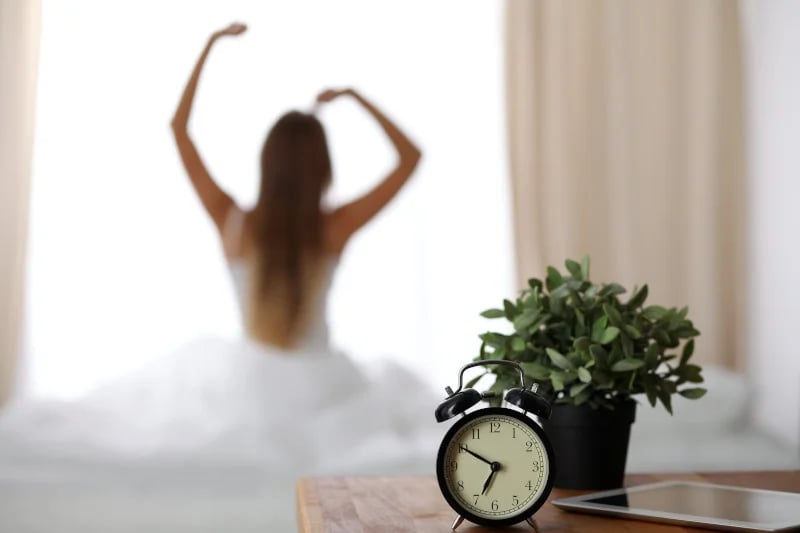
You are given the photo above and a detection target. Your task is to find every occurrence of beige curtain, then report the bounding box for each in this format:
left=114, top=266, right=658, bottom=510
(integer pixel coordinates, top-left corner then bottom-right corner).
left=0, top=0, right=41, bottom=404
left=506, top=0, right=745, bottom=369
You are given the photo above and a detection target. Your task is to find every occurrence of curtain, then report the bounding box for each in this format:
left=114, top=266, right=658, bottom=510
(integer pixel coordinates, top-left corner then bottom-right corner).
left=505, top=0, right=745, bottom=369
left=0, top=0, right=40, bottom=404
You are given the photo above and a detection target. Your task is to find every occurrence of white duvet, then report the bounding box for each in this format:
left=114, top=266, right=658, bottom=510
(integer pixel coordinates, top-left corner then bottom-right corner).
left=0, top=339, right=442, bottom=532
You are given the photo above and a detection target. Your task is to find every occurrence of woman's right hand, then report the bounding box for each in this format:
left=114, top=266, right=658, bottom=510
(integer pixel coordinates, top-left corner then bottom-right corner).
left=212, top=22, right=247, bottom=40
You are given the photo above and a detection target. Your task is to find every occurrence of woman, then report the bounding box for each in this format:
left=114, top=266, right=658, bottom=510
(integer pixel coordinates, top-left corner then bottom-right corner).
left=170, top=22, right=421, bottom=351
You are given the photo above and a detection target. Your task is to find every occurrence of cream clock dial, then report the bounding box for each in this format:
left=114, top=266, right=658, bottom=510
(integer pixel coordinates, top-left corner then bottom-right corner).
left=436, top=407, right=555, bottom=527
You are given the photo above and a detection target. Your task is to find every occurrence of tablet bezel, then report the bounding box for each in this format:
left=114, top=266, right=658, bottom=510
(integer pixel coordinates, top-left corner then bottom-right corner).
left=551, top=480, right=800, bottom=532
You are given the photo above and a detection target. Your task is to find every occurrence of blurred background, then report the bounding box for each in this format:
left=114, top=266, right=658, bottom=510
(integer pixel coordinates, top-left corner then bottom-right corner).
left=2, top=0, right=799, bottom=477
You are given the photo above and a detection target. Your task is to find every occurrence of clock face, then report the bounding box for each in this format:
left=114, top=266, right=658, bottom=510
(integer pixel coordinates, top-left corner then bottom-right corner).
left=436, top=407, right=554, bottom=527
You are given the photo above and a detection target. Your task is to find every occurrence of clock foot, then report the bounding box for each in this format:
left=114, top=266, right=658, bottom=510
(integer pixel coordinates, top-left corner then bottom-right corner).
left=526, top=517, right=539, bottom=531
left=451, top=515, right=464, bottom=530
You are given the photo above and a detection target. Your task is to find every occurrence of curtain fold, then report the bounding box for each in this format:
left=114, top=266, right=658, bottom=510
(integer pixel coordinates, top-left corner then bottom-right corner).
left=0, top=0, right=41, bottom=404
left=506, top=0, right=745, bottom=369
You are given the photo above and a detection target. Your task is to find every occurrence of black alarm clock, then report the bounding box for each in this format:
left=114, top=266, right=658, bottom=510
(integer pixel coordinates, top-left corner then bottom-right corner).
left=434, top=360, right=555, bottom=530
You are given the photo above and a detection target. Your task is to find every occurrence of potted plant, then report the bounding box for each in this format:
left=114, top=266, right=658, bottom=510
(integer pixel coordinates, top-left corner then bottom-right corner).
left=475, top=257, right=705, bottom=489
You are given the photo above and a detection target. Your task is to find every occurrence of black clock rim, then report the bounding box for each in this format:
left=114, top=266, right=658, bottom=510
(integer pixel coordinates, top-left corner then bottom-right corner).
left=435, top=406, right=556, bottom=528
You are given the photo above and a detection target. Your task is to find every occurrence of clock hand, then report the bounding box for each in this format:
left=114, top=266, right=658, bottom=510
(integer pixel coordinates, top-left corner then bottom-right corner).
left=481, top=470, right=495, bottom=495
left=481, top=462, right=502, bottom=495
left=463, top=448, right=493, bottom=466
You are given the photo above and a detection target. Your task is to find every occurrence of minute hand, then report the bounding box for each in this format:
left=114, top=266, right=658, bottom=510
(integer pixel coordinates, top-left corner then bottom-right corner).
left=463, top=448, right=493, bottom=466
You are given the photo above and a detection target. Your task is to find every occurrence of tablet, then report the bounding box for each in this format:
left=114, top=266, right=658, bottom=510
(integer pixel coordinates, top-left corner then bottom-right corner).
left=552, top=480, right=800, bottom=532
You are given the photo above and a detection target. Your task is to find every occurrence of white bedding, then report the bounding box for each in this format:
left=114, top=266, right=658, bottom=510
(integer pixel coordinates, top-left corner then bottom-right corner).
left=0, top=339, right=442, bottom=532
left=0, top=343, right=795, bottom=532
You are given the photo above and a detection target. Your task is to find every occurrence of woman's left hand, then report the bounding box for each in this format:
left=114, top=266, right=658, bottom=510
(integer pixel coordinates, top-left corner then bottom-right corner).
left=316, top=88, right=352, bottom=104
left=213, top=22, right=248, bottom=40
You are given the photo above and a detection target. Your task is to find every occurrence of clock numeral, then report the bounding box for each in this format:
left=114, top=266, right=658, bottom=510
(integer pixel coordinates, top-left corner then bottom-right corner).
left=512, top=427, right=516, bottom=439
left=473, top=494, right=480, bottom=505
left=526, top=441, right=533, bottom=452
left=450, top=460, right=458, bottom=471
left=457, top=480, right=464, bottom=491
left=512, top=495, right=520, bottom=506
left=525, top=480, right=533, bottom=491
left=532, top=460, right=540, bottom=472
left=458, top=443, right=468, bottom=453
left=491, top=499, right=499, bottom=511
left=490, top=422, right=501, bottom=433
left=472, top=428, right=480, bottom=440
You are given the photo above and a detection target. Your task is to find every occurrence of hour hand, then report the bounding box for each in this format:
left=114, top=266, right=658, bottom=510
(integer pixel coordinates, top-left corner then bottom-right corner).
left=481, top=470, right=496, bottom=495
left=481, top=462, right=501, bottom=495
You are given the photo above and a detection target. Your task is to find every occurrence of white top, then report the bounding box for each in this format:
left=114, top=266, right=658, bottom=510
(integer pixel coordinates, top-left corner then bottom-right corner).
left=223, top=207, right=336, bottom=353
left=226, top=257, right=336, bottom=353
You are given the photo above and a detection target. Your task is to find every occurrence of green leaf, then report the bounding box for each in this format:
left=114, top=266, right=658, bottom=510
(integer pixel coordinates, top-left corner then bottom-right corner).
left=623, top=325, right=642, bottom=339
left=644, top=343, right=660, bottom=369
left=620, top=332, right=634, bottom=357
left=643, top=305, right=668, bottom=321
left=580, top=256, right=591, bottom=280
left=679, top=387, right=707, bottom=400
left=550, top=371, right=565, bottom=391
left=577, top=367, right=592, bottom=383
left=575, top=308, right=586, bottom=331
left=591, top=316, right=608, bottom=343
left=600, top=283, right=626, bottom=297
left=589, top=345, right=608, bottom=365
left=513, top=311, right=538, bottom=332
left=511, top=337, right=526, bottom=352
left=479, top=332, right=507, bottom=348
left=654, top=329, right=672, bottom=347
left=520, top=362, right=551, bottom=380
left=680, top=364, right=704, bottom=383
left=546, top=348, right=576, bottom=371
left=503, top=299, right=517, bottom=319
left=546, top=266, right=564, bottom=291
left=570, top=382, right=590, bottom=397
left=573, top=336, right=591, bottom=353
left=527, top=278, right=543, bottom=291
left=627, top=284, right=649, bottom=309
left=680, top=339, right=695, bottom=366
left=565, top=259, right=583, bottom=280
left=599, top=326, right=620, bottom=345
left=527, top=315, right=547, bottom=335
left=603, top=303, right=624, bottom=327
left=480, top=308, right=505, bottom=318
left=611, top=358, right=645, bottom=372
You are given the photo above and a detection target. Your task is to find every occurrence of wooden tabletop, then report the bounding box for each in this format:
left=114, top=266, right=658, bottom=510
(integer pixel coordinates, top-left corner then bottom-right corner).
left=296, top=471, right=800, bottom=532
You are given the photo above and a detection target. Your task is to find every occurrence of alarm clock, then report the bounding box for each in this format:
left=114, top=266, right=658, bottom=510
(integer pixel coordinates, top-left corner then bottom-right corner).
left=434, top=360, right=555, bottom=530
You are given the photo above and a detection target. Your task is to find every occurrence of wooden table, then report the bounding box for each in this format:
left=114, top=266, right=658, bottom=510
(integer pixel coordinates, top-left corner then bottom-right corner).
left=296, top=471, right=800, bottom=532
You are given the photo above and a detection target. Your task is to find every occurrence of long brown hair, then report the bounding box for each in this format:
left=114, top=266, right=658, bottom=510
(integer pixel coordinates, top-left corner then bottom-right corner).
left=248, top=111, right=332, bottom=346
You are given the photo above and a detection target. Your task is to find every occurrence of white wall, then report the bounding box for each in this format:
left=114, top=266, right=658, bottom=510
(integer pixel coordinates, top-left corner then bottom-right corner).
left=742, top=0, right=800, bottom=450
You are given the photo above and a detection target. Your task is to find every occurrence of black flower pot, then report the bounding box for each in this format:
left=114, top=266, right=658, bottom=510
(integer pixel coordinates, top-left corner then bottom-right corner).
left=542, top=399, right=636, bottom=490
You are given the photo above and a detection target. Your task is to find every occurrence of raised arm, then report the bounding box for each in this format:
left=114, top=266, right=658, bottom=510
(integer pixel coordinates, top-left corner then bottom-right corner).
left=318, top=88, right=422, bottom=250
left=170, top=23, right=246, bottom=233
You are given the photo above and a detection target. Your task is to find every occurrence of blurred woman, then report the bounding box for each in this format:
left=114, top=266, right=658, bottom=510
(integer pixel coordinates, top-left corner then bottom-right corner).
left=170, top=22, right=421, bottom=352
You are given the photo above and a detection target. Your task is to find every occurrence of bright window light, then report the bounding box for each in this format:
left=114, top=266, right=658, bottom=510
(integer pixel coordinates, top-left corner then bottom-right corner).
left=24, top=0, right=512, bottom=399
